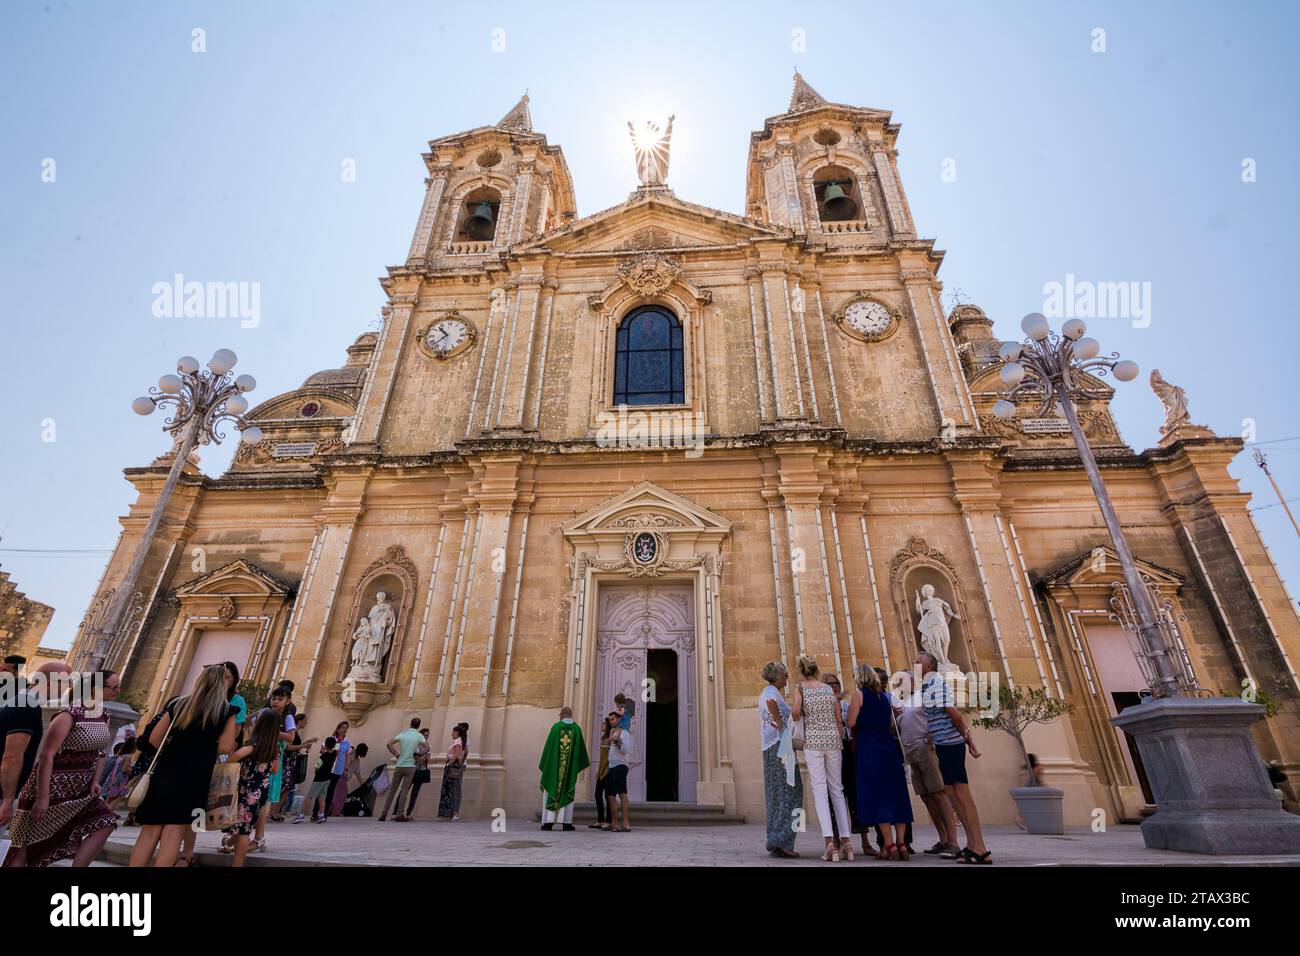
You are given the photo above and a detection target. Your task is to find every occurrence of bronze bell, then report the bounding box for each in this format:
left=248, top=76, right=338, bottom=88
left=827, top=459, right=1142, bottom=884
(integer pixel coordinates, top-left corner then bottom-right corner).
left=462, top=201, right=496, bottom=241
left=818, top=181, right=857, bottom=222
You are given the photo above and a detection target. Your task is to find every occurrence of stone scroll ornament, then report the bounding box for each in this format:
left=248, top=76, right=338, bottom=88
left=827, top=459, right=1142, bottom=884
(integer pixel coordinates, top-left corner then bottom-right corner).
left=617, top=252, right=682, bottom=296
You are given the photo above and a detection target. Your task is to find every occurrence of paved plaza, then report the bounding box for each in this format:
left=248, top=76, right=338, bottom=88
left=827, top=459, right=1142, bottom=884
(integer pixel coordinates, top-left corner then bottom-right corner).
left=94, top=817, right=1300, bottom=868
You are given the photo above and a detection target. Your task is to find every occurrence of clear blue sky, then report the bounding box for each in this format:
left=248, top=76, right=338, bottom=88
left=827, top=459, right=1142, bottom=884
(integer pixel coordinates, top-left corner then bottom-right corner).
left=2, top=1, right=1297, bottom=651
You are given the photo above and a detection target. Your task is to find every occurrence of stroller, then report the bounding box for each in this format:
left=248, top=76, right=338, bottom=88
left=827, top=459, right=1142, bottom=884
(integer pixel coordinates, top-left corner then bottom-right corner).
left=343, top=763, right=389, bottom=817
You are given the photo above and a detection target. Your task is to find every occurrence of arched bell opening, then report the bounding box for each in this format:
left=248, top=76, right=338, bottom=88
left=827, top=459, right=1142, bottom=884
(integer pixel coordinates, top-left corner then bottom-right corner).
left=813, top=165, right=860, bottom=222
left=456, top=186, right=501, bottom=242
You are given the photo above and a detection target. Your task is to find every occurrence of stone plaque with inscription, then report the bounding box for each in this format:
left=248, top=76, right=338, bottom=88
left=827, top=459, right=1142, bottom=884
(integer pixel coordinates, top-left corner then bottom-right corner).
left=272, top=441, right=318, bottom=459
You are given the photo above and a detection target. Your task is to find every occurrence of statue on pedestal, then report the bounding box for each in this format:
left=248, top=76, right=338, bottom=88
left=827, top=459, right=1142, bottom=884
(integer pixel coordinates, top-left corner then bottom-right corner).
left=915, top=584, right=960, bottom=672
left=1149, top=369, right=1190, bottom=436
left=344, top=591, right=397, bottom=683
left=1150, top=369, right=1213, bottom=444
left=627, top=115, right=675, bottom=187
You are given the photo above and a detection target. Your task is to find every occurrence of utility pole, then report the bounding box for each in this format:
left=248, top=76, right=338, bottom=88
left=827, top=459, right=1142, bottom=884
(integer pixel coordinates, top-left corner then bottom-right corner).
left=1254, top=449, right=1300, bottom=539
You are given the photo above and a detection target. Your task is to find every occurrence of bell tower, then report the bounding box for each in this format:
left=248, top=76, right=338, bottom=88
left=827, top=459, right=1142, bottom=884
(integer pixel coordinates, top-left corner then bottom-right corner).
left=404, top=94, right=576, bottom=268
left=744, top=72, right=916, bottom=244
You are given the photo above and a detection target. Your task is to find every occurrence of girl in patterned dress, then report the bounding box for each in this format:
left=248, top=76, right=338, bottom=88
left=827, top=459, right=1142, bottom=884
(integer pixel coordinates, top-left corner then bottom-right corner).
left=3, top=671, right=122, bottom=868
left=227, top=709, right=282, bottom=867
left=103, top=737, right=137, bottom=808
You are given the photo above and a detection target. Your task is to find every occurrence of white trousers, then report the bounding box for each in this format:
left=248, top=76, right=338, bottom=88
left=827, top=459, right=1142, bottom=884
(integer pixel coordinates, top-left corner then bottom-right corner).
left=540, top=792, right=573, bottom=824
left=804, top=748, right=852, bottom=839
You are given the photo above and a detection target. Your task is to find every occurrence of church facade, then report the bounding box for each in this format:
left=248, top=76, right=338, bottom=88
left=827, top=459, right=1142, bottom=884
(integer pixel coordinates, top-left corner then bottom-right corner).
left=72, top=76, right=1300, bottom=826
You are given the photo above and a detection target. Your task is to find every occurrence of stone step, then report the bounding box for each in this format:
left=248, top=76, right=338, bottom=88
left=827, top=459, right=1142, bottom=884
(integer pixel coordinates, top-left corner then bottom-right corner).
left=535, top=802, right=748, bottom=826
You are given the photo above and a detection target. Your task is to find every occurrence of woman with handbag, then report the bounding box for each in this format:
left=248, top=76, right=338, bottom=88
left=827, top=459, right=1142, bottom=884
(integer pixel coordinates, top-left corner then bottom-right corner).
left=791, top=655, right=854, bottom=862
left=847, top=663, right=914, bottom=860
left=758, top=661, right=802, bottom=859
left=436, top=722, right=468, bottom=821
left=128, top=665, right=237, bottom=867
left=405, top=728, right=433, bottom=819
left=226, top=709, right=282, bottom=867
left=2, top=670, right=121, bottom=867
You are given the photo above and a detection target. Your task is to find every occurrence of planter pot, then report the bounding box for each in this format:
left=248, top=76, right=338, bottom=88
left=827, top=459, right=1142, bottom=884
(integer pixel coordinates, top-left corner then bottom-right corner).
left=1010, top=786, right=1065, bottom=835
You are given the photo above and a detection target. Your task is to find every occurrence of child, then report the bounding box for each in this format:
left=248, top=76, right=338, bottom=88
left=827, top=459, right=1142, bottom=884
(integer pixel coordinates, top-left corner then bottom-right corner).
left=103, top=738, right=137, bottom=810
left=613, top=692, right=635, bottom=735
left=297, top=735, right=338, bottom=823
left=228, top=709, right=282, bottom=867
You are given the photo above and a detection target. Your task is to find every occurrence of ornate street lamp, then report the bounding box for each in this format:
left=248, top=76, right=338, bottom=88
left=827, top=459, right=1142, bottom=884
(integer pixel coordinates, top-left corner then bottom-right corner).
left=993, top=313, right=1300, bottom=855
left=84, top=349, right=262, bottom=673
left=992, top=313, right=1183, bottom=698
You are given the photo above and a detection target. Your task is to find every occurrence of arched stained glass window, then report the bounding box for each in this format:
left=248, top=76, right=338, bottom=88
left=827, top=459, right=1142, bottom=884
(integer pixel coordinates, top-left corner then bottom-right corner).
left=613, top=306, right=684, bottom=406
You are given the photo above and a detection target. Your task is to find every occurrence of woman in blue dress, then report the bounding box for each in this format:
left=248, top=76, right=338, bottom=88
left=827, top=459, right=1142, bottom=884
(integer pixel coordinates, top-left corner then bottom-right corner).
left=848, top=663, right=914, bottom=860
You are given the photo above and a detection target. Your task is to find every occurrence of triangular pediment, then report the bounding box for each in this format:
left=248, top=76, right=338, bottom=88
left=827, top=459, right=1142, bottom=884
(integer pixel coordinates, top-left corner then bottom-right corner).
left=562, top=481, right=733, bottom=536
left=175, top=559, right=292, bottom=598
left=1040, top=547, right=1184, bottom=591
left=515, top=191, right=789, bottom=257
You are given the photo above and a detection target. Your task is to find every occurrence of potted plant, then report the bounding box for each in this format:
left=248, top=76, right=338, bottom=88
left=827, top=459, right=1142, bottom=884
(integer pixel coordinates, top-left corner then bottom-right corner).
left=973, top=683, right=1073, bottom=835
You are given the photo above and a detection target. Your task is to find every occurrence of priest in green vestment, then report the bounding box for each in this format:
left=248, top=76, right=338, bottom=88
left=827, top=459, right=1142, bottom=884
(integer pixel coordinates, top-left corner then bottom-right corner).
left=538, top=706, right=591, bottom=830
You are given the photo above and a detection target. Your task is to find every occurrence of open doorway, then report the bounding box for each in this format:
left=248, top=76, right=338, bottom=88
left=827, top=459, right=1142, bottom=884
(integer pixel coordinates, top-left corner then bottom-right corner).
left=645, top=649, right=679, bottom=802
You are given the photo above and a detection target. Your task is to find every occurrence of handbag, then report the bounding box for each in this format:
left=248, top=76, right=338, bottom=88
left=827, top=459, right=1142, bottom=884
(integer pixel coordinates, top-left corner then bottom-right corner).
left=205, top=761, right=241, bottom=830
left=293, top=751, right=309, bottom=785
left=790, top=682, right=807, bottom=751
left=126, top=707, right=179, bottom=813
left=445, top=759, right=465, bottom=780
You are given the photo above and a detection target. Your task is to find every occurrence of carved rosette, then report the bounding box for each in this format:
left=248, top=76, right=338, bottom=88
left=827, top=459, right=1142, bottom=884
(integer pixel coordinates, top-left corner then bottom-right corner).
left=617, top=252, right=682, bottom=296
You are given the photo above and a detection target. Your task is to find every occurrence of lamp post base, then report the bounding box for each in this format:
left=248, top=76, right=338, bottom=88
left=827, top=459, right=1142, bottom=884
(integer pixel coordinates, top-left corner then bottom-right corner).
left=1111, top=696, right=1300, bottom=854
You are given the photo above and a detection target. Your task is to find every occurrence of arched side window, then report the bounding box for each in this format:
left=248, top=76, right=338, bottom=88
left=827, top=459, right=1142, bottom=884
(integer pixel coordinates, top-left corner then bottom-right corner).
left=613, top=306, right=684, bottom=406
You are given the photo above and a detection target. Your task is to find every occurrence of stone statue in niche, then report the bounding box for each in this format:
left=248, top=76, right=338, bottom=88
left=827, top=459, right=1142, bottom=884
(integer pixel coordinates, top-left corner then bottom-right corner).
left=345, top=590, right=397, bottom=683
left=915, top=584, right=960, bottom=672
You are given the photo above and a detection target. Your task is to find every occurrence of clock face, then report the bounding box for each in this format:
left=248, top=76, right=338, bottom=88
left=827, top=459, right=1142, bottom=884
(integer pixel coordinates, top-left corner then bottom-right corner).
left=424, top=318, right=471, bottom=357
left=843, top=300, right=895, bottom=339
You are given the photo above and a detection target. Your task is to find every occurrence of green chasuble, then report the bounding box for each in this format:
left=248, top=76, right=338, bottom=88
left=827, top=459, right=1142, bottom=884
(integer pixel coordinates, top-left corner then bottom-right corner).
left=538, top=719, right=591, bottom=811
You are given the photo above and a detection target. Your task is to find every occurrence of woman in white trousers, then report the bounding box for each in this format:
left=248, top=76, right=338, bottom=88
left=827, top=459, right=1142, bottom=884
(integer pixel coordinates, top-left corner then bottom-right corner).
left=791, top=655, right=854, bottom=861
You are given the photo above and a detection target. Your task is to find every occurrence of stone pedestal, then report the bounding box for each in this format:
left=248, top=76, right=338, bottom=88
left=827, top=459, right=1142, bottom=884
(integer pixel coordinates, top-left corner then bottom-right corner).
left=1111, top=696, right=1300, bottom=854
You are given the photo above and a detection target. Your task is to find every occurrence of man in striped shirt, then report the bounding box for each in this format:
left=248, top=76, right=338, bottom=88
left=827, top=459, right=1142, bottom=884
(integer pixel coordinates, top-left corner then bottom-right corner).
left=917, top=652, right=992, bottom=864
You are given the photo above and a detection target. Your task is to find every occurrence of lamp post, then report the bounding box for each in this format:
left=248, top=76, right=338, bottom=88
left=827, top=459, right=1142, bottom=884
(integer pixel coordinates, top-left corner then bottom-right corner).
left=992, top=312, right=1183, bottom=698
left=994, top=313, right=1300, bottom=854
left=84, top=349, right=263, bottom=673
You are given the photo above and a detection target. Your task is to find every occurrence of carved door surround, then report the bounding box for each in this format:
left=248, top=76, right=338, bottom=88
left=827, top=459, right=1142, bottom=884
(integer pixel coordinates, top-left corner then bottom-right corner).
left=1038, top=546, right=1196, bottom=821
left=151, top=560, right=294, bottom=714
left=562, top=481, right=732, bottom=807
left=327, top=545, right=418, bottom=726
left=595, top=583, right=698, bottom=802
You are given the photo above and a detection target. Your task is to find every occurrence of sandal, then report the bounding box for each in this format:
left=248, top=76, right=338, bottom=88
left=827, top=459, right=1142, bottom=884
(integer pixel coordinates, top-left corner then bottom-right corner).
left=822, top=842, right=841, bottom=862
left=770, top=847, right=800, bottom=858
left=956, top=846, right=993, bottom=865
left=881, top=842, right=900, bottom=861
left=923, top=841, right=947, bottom=855
left=838, top=838, right=855, bottom=862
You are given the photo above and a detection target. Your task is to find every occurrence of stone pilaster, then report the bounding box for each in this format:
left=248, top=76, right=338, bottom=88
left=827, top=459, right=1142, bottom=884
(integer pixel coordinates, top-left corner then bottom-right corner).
left=869, top=141, right=915, bottom=239
left=946, top=449, right=1043, bottom=688
left=489, top=275, right=547, bottom=431
left=901, top=265, right=978, bottom=435
left=406, top=163, right=453, bottom=263
left=348, top=289, right=419, bottom=451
